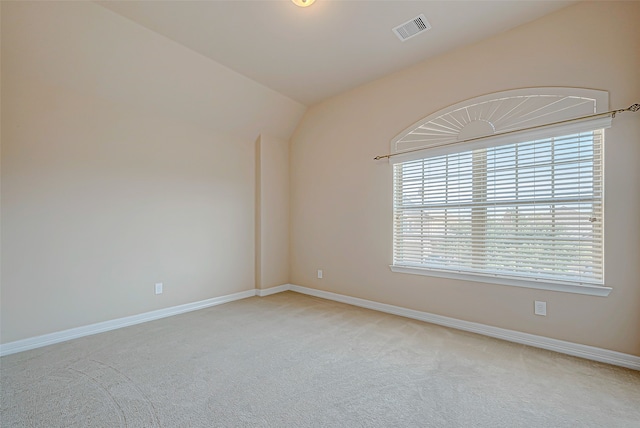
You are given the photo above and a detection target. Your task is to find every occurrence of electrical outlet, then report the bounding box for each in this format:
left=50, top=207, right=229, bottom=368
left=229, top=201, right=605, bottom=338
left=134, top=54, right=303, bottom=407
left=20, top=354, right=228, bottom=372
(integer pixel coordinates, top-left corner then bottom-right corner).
left=155, top=283, right=163, bottom=295
left=534, top=300, right=546, bottom=316
left=317, top=269, right=323, bottom=279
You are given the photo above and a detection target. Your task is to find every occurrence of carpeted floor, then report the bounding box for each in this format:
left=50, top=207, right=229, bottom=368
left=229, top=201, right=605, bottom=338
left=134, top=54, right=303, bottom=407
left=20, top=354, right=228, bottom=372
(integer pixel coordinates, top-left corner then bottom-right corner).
left=1, top=291, right=639, bottom=427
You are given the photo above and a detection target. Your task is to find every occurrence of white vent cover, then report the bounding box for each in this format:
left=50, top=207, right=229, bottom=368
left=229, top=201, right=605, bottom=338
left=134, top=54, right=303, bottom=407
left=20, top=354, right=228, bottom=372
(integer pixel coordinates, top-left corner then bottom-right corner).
left=393, top=14, right=431, bottom=41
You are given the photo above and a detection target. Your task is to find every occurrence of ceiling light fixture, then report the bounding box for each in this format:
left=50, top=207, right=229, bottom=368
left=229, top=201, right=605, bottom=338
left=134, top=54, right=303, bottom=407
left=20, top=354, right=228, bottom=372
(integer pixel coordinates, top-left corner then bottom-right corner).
left=291, top=0, right=315, bottom=7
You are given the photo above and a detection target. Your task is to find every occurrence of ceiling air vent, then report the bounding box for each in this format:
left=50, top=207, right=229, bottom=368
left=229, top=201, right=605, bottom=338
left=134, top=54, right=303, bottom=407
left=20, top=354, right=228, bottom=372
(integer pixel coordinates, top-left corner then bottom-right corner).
left=392, top=14, right=431, bottom=42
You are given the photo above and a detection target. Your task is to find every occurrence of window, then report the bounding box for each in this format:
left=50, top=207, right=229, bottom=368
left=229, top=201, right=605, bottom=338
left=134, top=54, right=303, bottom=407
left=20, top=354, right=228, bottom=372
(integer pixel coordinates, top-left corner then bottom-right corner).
left=388, top=88, right=611, bottom=296
left=393, top=130, right=603, bottom=288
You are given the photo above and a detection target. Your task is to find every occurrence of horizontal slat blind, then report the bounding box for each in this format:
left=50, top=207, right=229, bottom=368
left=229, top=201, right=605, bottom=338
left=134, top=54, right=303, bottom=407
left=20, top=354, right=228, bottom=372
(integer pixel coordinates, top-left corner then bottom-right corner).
left=393, top=130, right=604, bottom=286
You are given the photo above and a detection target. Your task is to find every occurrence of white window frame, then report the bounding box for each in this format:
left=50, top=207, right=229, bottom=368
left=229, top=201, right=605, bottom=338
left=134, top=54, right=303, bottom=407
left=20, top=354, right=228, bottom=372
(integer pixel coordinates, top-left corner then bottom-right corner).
left=389, top=88, right=612, bottom=296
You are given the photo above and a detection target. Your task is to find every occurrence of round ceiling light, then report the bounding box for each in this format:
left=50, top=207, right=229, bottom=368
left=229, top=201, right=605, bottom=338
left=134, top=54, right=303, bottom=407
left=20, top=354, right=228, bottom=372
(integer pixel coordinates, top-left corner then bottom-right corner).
left=292, top=0, right=315, bottom=7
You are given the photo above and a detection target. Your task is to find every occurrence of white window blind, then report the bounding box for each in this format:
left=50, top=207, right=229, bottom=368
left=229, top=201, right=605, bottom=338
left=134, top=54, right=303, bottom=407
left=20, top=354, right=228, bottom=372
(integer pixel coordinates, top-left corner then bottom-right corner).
left=393, top=130, right=604, bottom=287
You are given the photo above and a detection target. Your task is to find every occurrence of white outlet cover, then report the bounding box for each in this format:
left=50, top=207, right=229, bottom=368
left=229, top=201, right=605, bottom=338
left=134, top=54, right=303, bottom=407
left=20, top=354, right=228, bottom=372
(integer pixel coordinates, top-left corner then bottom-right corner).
left=317, top=270, right=323, bottom=279
left=155, top=283, right=163, bottom=295
left=534, top=301, right=547, bottom=316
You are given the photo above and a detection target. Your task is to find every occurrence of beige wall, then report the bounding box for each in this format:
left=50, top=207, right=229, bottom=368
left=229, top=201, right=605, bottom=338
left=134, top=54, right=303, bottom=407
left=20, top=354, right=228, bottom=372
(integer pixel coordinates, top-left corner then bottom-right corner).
left=290, top=1, right=640, bottom=356
left=255, top=134, right=290, bottom=289
left=0, top=2, right=303, bottom=343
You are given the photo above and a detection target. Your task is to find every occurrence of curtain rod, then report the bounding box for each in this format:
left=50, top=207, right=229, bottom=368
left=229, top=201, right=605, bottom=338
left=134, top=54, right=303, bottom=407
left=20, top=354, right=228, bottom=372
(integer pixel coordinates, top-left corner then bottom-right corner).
left=374, top=103, right=640, bottom=161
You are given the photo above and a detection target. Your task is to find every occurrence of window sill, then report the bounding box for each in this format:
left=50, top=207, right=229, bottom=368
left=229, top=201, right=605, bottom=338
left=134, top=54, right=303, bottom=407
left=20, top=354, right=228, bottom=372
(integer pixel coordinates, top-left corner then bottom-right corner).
left=389, top=265, right=612, bottom=297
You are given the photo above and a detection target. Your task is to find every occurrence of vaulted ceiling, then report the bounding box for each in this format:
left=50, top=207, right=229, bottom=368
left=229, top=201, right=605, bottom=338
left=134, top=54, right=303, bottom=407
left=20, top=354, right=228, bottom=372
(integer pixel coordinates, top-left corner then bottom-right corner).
left=98, top=1, right=575, bottom=106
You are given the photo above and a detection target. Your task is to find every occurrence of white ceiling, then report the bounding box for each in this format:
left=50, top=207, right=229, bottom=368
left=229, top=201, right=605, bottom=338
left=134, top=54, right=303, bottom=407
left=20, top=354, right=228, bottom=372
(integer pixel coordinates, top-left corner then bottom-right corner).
left=98, top=1, right=575, bottom=106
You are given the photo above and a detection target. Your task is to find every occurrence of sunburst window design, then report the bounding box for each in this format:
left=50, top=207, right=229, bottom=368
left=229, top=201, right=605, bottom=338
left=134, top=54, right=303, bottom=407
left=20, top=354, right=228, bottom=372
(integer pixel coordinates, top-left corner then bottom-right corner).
left=392, top=88, right=609, bottom=156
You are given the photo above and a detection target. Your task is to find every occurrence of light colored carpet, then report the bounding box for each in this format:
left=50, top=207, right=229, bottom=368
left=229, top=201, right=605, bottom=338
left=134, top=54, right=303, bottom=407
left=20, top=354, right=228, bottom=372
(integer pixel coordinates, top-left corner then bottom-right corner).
left=1, top=291, right=639, bottom=427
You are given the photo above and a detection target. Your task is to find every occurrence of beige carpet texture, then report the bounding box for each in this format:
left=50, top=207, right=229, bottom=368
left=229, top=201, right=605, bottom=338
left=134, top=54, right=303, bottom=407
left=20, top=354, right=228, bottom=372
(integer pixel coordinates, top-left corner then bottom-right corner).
left=1, top=292, right=639, bottom=427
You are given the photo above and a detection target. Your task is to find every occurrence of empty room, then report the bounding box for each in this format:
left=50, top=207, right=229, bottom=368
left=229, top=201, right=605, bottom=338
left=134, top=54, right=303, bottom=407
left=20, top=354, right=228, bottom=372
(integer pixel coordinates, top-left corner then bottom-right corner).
left=1, top=1, right=639, bottom=426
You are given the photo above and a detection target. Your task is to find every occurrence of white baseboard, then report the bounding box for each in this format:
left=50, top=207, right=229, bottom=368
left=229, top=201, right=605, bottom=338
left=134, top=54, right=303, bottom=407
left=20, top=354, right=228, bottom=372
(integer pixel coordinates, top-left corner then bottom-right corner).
left=287, top=284, right=640, bottom=371
left=0, top=289, right=257, bottom=357
left=256, top=284, right=291, bottom=297
left=3, top=283, right=639, bottom=370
